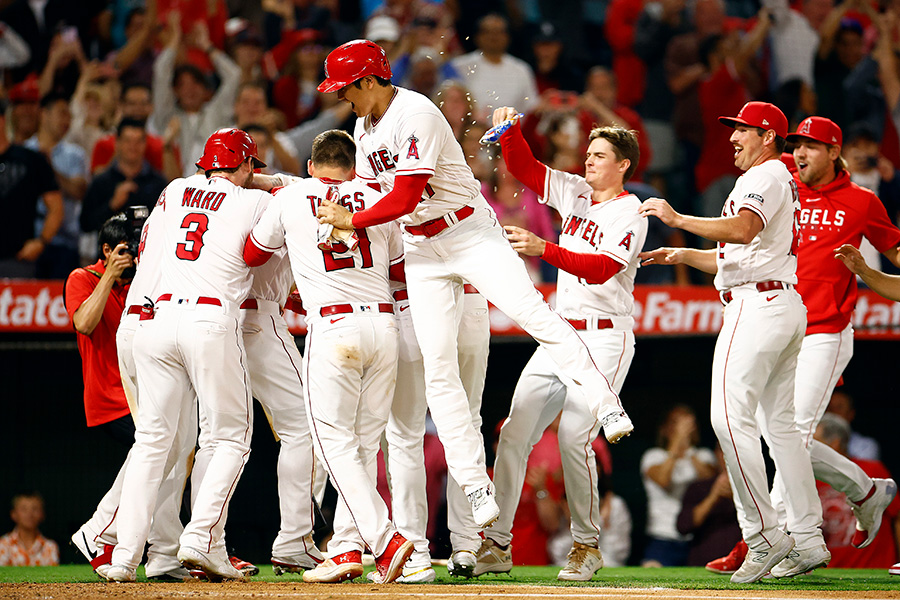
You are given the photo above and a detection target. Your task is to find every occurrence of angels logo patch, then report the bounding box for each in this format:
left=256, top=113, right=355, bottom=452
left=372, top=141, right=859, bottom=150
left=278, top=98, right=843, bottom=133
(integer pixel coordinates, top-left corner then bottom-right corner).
left=619, top=230, right=635, bottom=251
left=407, top=135, right=420, bottom=160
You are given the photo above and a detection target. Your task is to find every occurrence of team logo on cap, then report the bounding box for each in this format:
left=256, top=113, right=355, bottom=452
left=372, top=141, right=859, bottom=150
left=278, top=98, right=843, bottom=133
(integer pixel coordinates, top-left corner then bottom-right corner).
left=762, top=119, right=769, bottom=126
left=800, top=119, right=812, bottom=134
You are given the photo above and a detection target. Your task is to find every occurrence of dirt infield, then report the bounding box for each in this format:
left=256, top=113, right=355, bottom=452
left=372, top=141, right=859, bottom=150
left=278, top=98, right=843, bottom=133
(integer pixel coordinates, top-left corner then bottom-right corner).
left=4, top=583, right=900, bottom=600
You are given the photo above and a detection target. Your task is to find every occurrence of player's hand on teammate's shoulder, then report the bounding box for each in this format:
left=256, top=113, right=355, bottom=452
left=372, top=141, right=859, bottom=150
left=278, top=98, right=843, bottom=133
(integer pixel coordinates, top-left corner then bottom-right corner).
left=504, top=225, right=546, bottom=257
left=639, top=246, right=686, bottom=266
left=316, top=198, right=354, bottom=230
left=638, top=197, right=680, bottom=227
left=834, top=244, right=870, bottom=275
left=492, top=107, right=520, bottom=127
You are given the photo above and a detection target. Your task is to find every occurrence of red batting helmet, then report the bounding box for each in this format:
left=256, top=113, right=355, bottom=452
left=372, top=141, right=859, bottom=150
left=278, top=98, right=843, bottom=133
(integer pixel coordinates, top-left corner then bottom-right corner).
left=317, top=40, right=392, bottom=93
left=196, top=128, right=267, bottom=171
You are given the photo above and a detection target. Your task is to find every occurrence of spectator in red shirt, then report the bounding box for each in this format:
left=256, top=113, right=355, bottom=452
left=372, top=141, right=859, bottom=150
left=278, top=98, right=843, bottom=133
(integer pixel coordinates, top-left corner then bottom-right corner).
left=63, top=214, right=136, bottom=444
left=814, top=413, right=899, bottom=568
left=605, top=0, right=648, bottom=109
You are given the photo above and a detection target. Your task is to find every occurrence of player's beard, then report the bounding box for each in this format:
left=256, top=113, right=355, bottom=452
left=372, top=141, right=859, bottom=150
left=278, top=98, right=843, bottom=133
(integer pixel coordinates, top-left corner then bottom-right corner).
left=243, top=170, right=254, bottom=188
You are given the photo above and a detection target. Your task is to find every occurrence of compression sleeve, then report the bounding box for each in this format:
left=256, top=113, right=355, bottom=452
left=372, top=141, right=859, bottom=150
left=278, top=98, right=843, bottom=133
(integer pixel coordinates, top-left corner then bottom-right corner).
left=542, top=242, right=623, bottom=285
left=499, top=121, right=549, bottom=196
left=243, top=235, right=274, bottom=267
left=350, top=173, right=430, bottom=229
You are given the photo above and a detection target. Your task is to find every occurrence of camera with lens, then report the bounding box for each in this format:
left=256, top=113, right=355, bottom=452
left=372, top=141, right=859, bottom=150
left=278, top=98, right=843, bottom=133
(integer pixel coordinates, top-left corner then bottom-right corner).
left=118, top=205, right=150, bottom=279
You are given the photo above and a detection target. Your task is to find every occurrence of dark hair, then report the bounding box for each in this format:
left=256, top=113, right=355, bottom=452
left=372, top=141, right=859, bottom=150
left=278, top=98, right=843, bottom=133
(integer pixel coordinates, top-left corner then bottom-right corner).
left=477, top=12, right=508, bottom=33
left=173, top=64, right=210, bottom=89
left=11, top=492, right=44, bottom=510
left=98, top=213, right=131, bottom=254
left=124, top=6, right=146, bottom=29
left=311, top=129, right=356, bottom=170
left=242, top=123, right=269, bottom=142
left=698, top=34, right=723, bottom=70
left=588, top=126, right=641, bottom=182
left=352, top=76, right=391, bottom=89
left=237, top=81, right=268, bottom=99
left=39, top=92, right=68, bottom=110
left=117, top=117, right=146, bottom=137
left=754, top=127, right=786, bottom=153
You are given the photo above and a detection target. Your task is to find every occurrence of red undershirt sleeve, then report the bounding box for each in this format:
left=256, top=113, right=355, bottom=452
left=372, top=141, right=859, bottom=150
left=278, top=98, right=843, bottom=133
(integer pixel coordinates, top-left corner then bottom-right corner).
left=499, top=121, right=548, bottom=196
left=243, top=235, right=274, bottom=267
left=351, top=174, right=431, bottom=229
left=542, top=242, right=623, bottom=285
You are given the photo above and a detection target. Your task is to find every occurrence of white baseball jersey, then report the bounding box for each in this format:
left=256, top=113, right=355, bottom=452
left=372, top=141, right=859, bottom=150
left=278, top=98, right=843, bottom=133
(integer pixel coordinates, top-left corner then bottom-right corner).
left=124, top=201, right=167, bottom=310
left=714, top=159, right=800, bottom=290
left=542, top=170, right=647, bottom=323
left=248, top=247, right=293, bottom=304
left=249, top=178, right=402, bottom=311
left=352, top=87, right=486, bottom=225
left=154, top=174, right=269, bottom=305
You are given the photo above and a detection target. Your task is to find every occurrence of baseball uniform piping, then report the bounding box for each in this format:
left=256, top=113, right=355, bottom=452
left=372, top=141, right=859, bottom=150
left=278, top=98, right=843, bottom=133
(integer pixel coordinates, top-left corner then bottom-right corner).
left=721, top=300, right=768, bottom=542
left=558, top=313, right=620, bottom=407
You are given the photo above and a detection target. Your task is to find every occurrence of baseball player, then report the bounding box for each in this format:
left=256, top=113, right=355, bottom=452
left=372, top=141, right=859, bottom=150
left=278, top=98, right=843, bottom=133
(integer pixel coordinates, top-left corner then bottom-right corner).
left=105, top=129, right=269, bottom=582
left=475, top=109, right=647, bottom=582
left=72, top=210, right=194, bottom=582
left=384, top=276, right=490, bottom=580
left=244, top=129, right=414, bottom=584
left=315, top=41, right=632, bottom=533
left=639, top=102, right=828, bottom=583
left=707, top=116, right=900, bottom=573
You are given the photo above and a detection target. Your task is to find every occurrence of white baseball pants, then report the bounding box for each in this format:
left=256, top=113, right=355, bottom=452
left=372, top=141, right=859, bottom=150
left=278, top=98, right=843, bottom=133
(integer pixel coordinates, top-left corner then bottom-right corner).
left=492, top=329, right=635, bottom=549
left=112, top=302, right=253, bottom=569
left=768, top=325, right=872, bottom=523
left=710, top=288, right=823, bottom=550
left=387, top=292, right=490, bottom=556
left=403, top=208, right=621, bottom=496
left=303, top=311, right=399, bottom=557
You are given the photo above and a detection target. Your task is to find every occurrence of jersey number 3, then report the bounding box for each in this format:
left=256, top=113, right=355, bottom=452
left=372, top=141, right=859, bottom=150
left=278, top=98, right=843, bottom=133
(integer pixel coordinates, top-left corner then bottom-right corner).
left=176, top=213, right=209, bottom=261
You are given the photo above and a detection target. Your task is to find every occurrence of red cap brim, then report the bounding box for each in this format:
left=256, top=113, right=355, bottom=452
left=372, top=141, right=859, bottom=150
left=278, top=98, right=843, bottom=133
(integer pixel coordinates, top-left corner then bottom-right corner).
left=317, top=79, right=346, bottom=93
left=718, top=116, right=750, bottom=129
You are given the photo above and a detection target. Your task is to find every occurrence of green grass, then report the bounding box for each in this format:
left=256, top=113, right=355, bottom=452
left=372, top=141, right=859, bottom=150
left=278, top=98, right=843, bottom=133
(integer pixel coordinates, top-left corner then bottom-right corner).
left=0, top=564, right=898, bottom=591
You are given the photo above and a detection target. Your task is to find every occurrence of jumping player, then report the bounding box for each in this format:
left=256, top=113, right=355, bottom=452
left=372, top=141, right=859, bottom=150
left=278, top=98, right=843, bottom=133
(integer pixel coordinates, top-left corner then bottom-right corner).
left=476, top=107, right=646, bottom=582
left=106, top=129, right=269, bottom=582
left=315, top=41, right=633, bottom=535
left=707, top=116, right=899, bottom=573
left=244, top=129, right=414, bottom=584
left=639, top=102, right=828, bottom=583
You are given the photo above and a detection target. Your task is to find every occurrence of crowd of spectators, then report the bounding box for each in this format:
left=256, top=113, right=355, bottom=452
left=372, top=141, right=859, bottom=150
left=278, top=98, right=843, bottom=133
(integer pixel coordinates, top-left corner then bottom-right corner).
left=0, top=0, right=897, bottom=281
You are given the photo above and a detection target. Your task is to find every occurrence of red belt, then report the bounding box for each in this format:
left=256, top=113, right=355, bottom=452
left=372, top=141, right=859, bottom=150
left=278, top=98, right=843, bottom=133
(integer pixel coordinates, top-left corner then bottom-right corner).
left=393, top=289, right=408, bottom=302
left=156, top=294, right=222, bottom=306
left=320, top=303, right=394, bottom=317
left=240, top=299, right=258, bottom=309
left=126, top=305, right=143, bottom=315
left=283, top=295, right=306, bottom=316
left=721, top=281, right=786, bottom=304
left=567, top=318, right=613, bottom=331
left=405, top=205, right=474, bottom=237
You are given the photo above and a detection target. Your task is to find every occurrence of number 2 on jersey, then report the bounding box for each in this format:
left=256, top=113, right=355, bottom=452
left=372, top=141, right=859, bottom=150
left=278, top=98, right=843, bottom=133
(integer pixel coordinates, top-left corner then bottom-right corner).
left=322, top=229, right=373, bottom=271
left=176, top=213, right=209, bottom=261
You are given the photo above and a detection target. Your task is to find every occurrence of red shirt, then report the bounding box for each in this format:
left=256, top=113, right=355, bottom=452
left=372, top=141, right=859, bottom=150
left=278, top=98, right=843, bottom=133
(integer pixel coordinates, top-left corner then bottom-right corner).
left=794, top=170, right=900, bottom=334
left=695, top=63, right=745, bottom=193
left=817, top=458, right=899, bottom=568
left=90, top=134, right=177, bottom=175
left=63, top=260, right=131, bottom=427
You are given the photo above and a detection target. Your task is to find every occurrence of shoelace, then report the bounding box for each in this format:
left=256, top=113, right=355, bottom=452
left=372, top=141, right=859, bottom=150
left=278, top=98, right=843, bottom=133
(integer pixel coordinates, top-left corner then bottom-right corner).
left=566, top=545, right=589, bottom=568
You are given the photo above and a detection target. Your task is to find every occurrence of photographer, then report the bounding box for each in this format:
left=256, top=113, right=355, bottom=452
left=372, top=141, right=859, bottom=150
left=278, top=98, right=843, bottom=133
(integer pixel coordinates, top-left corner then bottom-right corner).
left=64, top=214, right=138, bottom=445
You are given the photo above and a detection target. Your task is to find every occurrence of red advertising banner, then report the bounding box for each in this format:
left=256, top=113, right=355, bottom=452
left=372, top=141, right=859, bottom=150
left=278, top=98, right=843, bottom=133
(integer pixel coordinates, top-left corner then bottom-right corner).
left=2, top=280, right=899, bottom=339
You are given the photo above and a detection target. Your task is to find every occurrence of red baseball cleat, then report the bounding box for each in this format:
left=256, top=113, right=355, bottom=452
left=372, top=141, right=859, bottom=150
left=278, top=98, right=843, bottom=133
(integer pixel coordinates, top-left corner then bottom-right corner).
left=373, top=533, right=415, bottom=584
left=705, top=539, right=747, bottom=574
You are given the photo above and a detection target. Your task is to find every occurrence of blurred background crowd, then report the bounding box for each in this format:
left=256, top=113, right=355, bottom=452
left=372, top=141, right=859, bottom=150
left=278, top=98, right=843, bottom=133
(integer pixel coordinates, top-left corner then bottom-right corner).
left=2, top=0, right=900, bottom=283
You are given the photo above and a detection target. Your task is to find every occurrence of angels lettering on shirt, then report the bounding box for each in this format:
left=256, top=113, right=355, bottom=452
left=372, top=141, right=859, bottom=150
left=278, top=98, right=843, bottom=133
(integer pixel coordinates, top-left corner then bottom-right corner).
left=541, top=169, right=648, bottom=321
left=249, top=177, right=403, bottom=313
left=352, top=87, right=486, bottom=226
left=156, top=174, right=269, bottom=306
left=714, top=160, right=800, bottom=291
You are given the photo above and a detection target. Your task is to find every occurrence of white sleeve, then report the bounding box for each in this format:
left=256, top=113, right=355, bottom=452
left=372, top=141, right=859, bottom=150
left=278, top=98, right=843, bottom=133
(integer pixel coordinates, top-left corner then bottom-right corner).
left=597, top=202, right=647, bottom=267
left=249, top=195, right=284, bottom=251
left=392, top=110, right=444, bottom=176
left=355, top=130, right=377, bottom=183
left=544, top=168, right=589, bottom=215
left=735, top=169, right=785, bottom=229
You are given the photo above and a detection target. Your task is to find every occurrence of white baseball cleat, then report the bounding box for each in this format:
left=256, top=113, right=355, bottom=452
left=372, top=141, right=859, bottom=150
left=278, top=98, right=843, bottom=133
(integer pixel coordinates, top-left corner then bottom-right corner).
left=596, top=405, right=634, bottom=443
left=177, top=546, right=245, bottom=581
left=849, top=478, right=897, bottom=549
left=397, top=551, right=436, bottom=583
left=557, top=542, right=604, bottom=581
left=302, top=550, right=363, bottom=583
left=730, top=533, right=795, bottom=584
left=447, top=549, right=477, bottom=579
left=71, top=526, right=113, bottom=579
left=272, top=535, right=326, bottom=575
left=146, top=566, right=196, bottom=582
left=467, top=483, right=500, bottom=528
left=890, top=562, right=900, bottom=575
left=473, top=538, right=512, bottom=576
left=770, top=544, right=830, bottom=579
left=105, top=564, right=136, bottom=583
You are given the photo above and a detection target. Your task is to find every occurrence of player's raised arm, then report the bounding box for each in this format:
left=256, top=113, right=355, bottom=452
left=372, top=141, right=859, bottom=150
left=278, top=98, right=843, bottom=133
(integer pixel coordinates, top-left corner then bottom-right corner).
left=835, top=244, right=900, bottom=302
left=639, top=197, right=764, bottom=245
left=491, top=107, right=548, bottom=197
